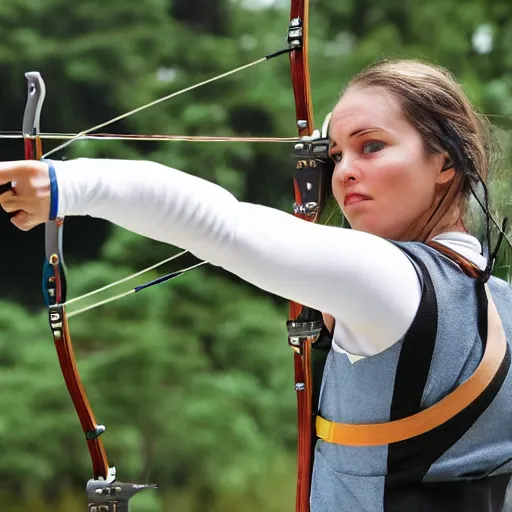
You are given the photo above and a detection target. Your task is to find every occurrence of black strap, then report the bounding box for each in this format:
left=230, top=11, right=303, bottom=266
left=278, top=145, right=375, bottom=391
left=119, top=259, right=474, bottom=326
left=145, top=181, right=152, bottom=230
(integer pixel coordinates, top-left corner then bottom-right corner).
left=385, top=248, right=510, bottom=490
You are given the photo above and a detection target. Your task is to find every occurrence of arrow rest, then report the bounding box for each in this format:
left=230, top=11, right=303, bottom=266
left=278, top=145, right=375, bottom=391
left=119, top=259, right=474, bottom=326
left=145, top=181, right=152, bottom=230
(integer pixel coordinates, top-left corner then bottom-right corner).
left=291, top=137, right=333, bottom=221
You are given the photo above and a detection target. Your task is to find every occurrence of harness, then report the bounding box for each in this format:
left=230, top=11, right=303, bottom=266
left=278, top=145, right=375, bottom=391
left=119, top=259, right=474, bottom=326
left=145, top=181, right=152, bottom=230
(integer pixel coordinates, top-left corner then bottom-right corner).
left=315, top=242, right=509, bottom=447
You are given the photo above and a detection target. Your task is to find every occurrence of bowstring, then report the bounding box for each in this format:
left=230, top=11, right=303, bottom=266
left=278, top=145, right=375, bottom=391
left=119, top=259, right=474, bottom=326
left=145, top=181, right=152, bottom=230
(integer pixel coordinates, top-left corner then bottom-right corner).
left=32, top=43, right=512, bottom=309
left=42, top=50, right=291, bottom=159
left=0, top=132, right=298, bottom=143
left=64, top=249, right=190, bottom=307
left=67, top=261, right=209, bottom=319
left=37, top=47, right=294, bottom=316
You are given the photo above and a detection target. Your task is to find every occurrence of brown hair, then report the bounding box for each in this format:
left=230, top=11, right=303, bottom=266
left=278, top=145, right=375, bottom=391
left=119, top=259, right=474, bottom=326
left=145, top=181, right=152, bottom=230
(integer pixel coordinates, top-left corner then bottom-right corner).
left=346, top=59, right=494, bottom=241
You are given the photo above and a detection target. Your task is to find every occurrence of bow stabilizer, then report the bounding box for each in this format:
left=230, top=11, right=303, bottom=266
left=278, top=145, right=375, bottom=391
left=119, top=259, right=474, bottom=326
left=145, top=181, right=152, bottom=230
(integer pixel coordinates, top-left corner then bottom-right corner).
left=22, top=71, right=155, bottom=511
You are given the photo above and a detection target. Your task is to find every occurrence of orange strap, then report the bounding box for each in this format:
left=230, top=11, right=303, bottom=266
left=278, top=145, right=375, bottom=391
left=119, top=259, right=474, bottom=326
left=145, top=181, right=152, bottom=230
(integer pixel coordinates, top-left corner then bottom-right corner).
left=316, top=285, right=507, bottom=447
left=428, top=241, right=482, bottom=279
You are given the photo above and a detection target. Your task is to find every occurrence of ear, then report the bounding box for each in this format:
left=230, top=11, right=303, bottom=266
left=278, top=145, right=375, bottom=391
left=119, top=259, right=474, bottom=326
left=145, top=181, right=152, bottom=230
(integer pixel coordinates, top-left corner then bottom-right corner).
left=441, top=158, right=453, bottom=171
left=436, top=154, right=456, bottom=185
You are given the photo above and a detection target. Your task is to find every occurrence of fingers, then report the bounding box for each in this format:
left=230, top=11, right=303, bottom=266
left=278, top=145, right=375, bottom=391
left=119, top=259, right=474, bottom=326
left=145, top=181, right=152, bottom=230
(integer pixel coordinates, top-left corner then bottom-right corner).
left=10, top=210, right=41, bottom=231
left=0, top=160, right=34, bottom=186
left=0, top=189, right=18, bottom=214
left=0, top=188, right=30, bottom=213
left=0, top=160, right=51, bottom=231
left=1, top=200, right=20, bottom=214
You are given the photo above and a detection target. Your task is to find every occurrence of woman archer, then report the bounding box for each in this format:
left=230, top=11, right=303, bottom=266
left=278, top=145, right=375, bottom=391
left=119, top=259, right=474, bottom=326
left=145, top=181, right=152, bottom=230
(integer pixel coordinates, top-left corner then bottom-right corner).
left=1, top=59, right=512, bottom=512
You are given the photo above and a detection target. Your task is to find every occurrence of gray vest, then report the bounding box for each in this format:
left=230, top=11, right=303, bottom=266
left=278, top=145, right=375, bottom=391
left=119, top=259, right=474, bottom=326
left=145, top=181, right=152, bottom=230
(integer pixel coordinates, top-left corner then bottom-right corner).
left=310, top=242, right=512, bottom=512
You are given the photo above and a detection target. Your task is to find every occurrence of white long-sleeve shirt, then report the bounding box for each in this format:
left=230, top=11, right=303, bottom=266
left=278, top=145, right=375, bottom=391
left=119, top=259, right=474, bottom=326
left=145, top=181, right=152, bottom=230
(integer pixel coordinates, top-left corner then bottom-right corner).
left=52, top=158, right=487, bottom=360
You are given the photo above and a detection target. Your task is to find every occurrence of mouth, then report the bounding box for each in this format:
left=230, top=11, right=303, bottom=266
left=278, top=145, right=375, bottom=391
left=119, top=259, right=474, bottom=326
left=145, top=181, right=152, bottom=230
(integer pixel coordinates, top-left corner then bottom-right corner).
left=344, top=193, right=371, bottom=207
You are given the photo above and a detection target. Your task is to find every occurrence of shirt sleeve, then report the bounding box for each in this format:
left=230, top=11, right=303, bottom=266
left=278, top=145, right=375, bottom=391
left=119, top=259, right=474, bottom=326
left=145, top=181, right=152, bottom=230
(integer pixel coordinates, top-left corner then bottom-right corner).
left=52, top=157, right=422, bottom=356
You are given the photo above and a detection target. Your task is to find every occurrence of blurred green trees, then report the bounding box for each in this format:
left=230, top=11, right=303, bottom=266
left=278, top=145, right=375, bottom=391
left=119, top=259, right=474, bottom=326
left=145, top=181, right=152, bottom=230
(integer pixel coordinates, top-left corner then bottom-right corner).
left=0, top=0, right=511, bottom=510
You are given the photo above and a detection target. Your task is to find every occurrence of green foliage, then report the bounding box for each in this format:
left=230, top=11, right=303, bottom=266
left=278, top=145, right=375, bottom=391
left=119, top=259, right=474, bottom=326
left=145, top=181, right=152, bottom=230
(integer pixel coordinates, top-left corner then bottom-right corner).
left=1, top=0, right=512, bottom=510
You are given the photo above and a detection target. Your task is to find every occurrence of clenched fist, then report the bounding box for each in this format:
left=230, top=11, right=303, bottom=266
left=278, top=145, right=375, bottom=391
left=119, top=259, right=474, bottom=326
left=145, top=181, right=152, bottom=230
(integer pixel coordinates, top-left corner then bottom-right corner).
left=0, top=160, right=52, bottom=231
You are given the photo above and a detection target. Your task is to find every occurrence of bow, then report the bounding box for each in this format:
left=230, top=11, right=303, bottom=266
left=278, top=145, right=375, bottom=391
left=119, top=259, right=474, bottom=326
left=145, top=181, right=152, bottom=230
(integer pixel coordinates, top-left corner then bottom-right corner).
left=287, top=1, right=334, bottom=511
left=6, top=6, right=330, bottom=510
left=23, top=72, right=156, bottom=512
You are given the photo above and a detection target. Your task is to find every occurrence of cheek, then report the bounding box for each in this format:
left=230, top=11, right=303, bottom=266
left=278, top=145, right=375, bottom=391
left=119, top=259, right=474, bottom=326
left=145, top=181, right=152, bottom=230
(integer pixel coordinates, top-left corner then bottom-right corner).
left=333, top=154, right=436, bottom=235
left=378, top=148, right=421, bottom=190
left=332, top=157, right=416, bottom=206
left=374, top=161, right=435, bottom=218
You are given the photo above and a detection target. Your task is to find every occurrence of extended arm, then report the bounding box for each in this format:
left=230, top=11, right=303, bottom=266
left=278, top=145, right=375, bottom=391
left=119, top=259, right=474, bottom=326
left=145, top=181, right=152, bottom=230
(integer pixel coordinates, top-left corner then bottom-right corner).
left=54, top=158, right=422, bottom=355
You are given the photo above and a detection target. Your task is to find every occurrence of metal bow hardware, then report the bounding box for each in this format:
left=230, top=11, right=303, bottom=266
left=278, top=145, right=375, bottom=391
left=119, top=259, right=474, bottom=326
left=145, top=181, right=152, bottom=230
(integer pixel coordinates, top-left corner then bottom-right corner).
left=23, top=72, right=156, bottom=512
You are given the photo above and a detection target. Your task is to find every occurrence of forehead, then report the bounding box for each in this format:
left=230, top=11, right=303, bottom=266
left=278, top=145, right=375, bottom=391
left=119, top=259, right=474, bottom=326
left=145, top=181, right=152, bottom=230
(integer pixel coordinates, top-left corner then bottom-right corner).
left=329, top=86, right=408, bottom=138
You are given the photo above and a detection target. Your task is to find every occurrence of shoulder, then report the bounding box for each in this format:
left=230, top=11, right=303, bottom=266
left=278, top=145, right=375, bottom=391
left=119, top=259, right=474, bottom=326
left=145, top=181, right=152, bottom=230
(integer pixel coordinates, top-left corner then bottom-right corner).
left=391, top=240, right=468, bottom=287
left=392, top=233, right=486, bottom=286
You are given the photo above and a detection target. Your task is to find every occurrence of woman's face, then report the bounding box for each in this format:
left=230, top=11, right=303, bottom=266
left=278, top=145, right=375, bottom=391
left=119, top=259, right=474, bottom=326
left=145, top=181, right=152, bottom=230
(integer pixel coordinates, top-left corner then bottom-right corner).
left=329, top=86, right=454, bottom=240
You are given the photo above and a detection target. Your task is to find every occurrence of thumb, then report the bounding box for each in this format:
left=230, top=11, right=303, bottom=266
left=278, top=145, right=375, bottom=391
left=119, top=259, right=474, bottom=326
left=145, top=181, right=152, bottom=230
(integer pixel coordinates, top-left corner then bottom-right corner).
left=10, top=210, right=47, bottom=232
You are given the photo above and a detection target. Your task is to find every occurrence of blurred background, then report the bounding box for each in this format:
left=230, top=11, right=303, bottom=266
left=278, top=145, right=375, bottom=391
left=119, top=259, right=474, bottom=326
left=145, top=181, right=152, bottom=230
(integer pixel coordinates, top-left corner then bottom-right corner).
left=0, top=0, right=512, bottom=510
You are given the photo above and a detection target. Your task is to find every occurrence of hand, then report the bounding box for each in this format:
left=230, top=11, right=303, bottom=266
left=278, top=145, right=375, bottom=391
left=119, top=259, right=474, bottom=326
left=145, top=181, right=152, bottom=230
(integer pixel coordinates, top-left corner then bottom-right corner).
left=0, top=160, right=51, bottom=231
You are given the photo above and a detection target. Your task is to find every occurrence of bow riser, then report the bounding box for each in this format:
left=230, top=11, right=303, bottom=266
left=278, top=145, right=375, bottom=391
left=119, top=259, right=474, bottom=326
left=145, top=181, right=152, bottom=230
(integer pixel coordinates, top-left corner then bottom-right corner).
left=288, top=140, right=332, bottom=512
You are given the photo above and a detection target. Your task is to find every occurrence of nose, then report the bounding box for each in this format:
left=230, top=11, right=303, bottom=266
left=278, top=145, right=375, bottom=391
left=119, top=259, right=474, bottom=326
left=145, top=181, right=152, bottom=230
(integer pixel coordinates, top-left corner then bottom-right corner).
left=333, top=157, right=360, bottom=185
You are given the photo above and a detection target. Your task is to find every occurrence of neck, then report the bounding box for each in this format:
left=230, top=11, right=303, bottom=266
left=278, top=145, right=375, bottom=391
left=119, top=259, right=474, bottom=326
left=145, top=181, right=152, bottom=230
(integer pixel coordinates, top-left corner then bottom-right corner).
left=427, top=217, right=467, bottom=241
left=406, top=181, right=466, bottom=242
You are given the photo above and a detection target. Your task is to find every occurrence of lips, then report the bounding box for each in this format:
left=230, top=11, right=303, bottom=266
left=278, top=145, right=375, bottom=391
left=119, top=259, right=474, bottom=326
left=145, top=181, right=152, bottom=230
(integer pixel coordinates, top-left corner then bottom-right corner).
left=344, top=193, right=371, bottom=206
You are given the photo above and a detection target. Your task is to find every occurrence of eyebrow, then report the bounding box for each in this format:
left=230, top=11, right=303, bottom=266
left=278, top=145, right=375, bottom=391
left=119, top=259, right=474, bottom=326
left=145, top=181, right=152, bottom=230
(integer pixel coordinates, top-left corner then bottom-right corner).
left=329, top=127, right=383, bottom=147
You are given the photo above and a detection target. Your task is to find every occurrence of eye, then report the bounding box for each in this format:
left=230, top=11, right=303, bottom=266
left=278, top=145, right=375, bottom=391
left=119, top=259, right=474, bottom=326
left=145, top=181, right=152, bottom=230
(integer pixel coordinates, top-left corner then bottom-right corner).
left=362, top=140, right=386, bottom=154
left=330, top=152, right=342, bottom=164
